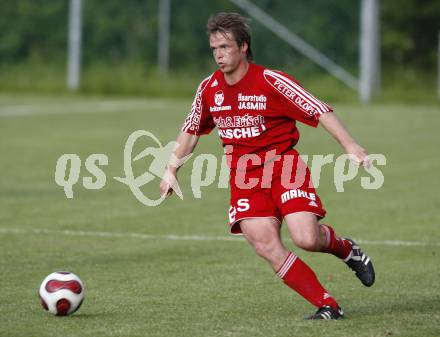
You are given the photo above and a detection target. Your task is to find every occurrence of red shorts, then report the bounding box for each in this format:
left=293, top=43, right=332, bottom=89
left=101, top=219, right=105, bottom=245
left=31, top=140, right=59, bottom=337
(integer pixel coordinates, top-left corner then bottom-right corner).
left=228, top=149, right=326, bottom=235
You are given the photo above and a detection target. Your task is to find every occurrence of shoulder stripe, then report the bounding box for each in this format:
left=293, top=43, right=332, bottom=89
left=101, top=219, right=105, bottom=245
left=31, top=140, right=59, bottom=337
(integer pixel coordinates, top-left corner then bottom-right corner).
left=265, top=70, right=329, bottom=113
left=264, top=70, right=331, bottom=115
left=182, top=74, right=213, bottom=133
left=265, top=70, right=329, bottom=114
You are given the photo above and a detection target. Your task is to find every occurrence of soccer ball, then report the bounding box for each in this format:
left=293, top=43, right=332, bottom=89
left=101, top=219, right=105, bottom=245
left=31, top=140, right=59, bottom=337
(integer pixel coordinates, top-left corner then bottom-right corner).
left=39, top=271, right=85, bottom=316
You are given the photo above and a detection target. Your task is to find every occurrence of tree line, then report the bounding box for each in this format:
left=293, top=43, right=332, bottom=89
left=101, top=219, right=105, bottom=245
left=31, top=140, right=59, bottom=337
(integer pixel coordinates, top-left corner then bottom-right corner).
left=1, top=0, right=439, bottom=73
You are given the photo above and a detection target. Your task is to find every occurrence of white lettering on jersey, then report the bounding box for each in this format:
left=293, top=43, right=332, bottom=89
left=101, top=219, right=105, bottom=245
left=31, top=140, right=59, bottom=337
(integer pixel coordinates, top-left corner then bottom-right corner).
left=210, top=105, right=232, bottom=112
left=263, top=69, right=332, bottom=117
left=229, top=199, right=250, bottom=223
left=182, top=75, right=213, bottom=133
left=229, top=205, right=237, bottom=223
left=238, top=101, right=267, bottom=110
left=213, top=114, right=265, bottom=128
left=237, top=94, right=267, bottom=111
left=238, top=93, right=267, bottom=102
left=213, top=114, right=266, bottom=139
left=236, top=198, right=250, bottom=212
left=281, top=189, right=316, bottom=204
left=218, top=126, right=264, bottom=139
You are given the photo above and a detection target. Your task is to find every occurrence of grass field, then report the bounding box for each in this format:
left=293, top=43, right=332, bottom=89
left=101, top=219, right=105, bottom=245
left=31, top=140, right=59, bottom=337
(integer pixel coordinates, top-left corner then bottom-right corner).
left=0, top=94, right=439, bottom=337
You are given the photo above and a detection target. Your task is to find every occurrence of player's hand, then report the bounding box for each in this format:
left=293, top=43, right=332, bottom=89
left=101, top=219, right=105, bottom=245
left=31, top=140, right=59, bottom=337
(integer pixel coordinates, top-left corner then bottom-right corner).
left=160, top=169, right=178, bottom=198
left=343, top=142, right=371, bottom=168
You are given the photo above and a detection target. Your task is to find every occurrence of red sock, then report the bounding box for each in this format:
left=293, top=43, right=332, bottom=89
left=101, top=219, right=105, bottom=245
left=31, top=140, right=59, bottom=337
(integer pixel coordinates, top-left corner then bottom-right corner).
left=276, top=252, right=339, bottom=309
left=321, top=224, right=352, bottom=260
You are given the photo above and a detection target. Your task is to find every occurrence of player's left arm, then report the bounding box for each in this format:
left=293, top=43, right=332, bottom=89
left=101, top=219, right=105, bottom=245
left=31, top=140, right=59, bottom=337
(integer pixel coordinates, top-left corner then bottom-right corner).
left=319, top=112, right=371, bottom=168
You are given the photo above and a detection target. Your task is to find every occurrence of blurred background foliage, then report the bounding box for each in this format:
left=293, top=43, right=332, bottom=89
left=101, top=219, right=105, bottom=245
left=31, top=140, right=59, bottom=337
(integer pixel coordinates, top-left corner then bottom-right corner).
left=0, top=0, right=439, bottom=101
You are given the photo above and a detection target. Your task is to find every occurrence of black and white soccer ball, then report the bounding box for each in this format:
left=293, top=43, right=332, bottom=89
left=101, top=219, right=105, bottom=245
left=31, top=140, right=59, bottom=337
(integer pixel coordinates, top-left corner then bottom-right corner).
left=39, top=271, right=85, bottom=316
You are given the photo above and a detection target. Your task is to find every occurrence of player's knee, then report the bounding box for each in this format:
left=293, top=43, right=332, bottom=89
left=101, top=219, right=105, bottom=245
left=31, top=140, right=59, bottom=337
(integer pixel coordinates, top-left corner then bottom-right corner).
left=253, top=240, right=279, bottom=259
left=294, top=234, right=321, bottom=252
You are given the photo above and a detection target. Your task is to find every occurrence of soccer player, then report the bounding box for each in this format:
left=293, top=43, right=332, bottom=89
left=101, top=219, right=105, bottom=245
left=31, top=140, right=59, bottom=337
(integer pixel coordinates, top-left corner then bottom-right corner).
left=160, top=12, right=375, bottom=320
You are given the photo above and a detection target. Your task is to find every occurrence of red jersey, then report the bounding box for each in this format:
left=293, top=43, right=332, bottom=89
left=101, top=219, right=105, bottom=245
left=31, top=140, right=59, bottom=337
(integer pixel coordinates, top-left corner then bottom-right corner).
left=182, top=63, right=332, bottom=170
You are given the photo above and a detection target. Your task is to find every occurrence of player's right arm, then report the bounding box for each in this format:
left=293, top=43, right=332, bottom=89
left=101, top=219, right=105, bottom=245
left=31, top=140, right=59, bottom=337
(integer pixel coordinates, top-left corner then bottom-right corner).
left=160, top=131, right=199, bottom=198
left=160, top=74, right=215, bottom=198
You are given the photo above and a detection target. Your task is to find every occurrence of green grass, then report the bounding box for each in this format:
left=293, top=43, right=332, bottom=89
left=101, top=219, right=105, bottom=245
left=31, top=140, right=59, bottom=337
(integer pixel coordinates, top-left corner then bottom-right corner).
left=1, top=61, right=439, bottom=103
left=0, top=94, right=439, bottom=337
left=0, top=62, right=201, bottom=97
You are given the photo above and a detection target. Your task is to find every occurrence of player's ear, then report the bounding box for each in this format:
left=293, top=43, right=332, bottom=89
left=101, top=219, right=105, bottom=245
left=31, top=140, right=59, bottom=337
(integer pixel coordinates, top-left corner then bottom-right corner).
left=240, top=42, right=248, bottom=55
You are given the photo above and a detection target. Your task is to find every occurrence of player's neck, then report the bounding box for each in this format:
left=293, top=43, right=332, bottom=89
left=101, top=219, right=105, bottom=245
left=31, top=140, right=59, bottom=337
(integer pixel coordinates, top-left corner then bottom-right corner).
left=224, top=60, right=249, bottom=85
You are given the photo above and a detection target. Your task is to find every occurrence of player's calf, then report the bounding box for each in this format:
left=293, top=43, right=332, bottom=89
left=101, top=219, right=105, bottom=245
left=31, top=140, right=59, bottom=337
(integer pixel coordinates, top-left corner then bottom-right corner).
left=320, top=224, right=353, bottom=259
left=320, top=225, right=375, bottom=286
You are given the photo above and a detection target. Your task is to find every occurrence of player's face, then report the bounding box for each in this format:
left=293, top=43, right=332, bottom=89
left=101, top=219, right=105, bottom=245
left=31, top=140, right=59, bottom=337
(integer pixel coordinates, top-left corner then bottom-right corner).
left=209, top=31, right=247, bottom=74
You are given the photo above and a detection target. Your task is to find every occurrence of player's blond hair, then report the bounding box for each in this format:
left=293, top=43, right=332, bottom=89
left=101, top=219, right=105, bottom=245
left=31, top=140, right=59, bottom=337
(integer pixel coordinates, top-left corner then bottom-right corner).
left=207, top=12, right=253, bottom=61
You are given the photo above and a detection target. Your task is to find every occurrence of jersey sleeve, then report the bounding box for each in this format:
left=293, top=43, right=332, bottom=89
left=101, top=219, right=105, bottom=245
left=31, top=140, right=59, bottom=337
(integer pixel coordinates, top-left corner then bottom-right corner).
left=263, top=69, right=333, bottom=127
left=181, top=75, right=216, bottom=135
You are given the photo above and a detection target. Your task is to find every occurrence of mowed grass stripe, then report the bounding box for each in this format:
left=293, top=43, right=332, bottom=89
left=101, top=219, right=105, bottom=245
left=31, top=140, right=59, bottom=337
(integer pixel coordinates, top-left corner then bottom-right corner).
left=0, top=99, right=172, bottom=117
left=1, top=227, right=439, bottom=247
